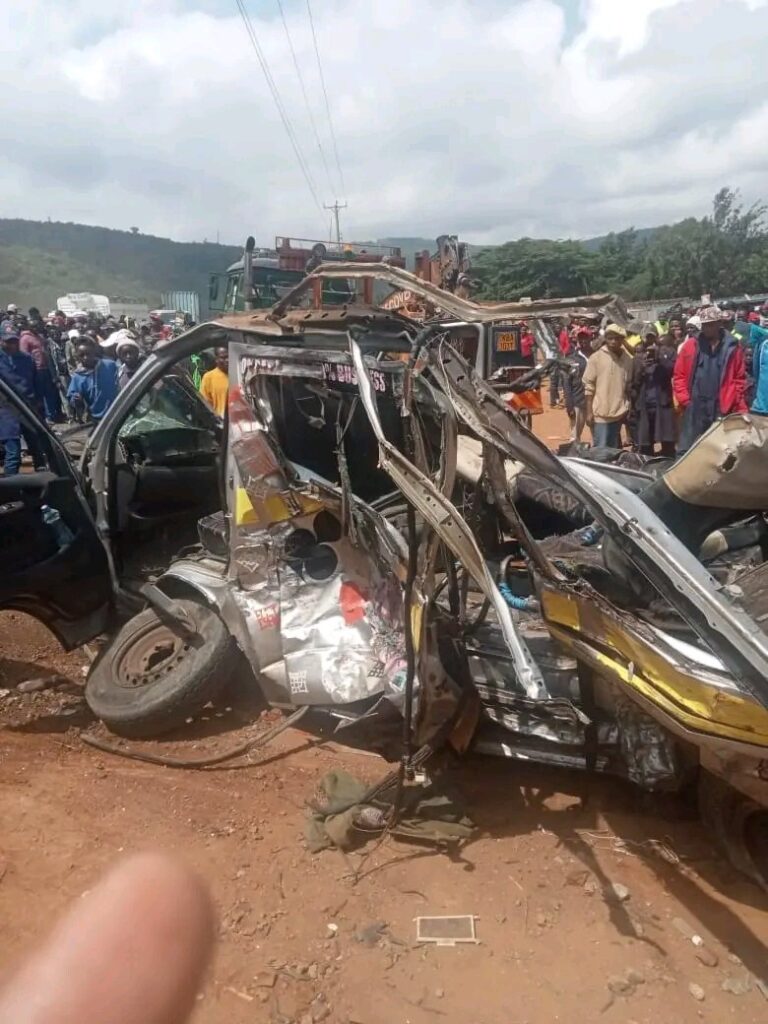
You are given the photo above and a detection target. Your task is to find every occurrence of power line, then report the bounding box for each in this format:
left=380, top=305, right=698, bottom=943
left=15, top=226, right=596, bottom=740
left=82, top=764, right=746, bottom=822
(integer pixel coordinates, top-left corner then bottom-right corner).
left=275, top=0, right=336, bottom=200
left=305, top=0, right=347, bottom=199
left=233, top=0, right=322, bottom=210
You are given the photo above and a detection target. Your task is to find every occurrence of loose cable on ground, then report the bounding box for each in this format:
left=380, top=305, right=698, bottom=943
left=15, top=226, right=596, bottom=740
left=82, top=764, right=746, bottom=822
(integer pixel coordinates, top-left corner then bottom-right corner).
left=80, top=705, right=309, bottom=769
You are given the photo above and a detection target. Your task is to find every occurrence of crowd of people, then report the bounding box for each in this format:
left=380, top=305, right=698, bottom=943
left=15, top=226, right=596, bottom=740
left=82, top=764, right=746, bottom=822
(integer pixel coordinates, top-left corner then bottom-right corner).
left=0, top=304, right=201, bottom=475
left=3, top=294, right=768, bottom=476
left=550, top=300, right=768, bottom=456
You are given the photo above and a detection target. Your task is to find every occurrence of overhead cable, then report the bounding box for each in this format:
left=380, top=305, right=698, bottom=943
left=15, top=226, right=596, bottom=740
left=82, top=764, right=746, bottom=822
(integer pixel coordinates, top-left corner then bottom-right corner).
left=305, top=0, right=347, bottom=198
left=275, top=0, right=336, bottom=199
left=234, top=0, right=322, bottom=210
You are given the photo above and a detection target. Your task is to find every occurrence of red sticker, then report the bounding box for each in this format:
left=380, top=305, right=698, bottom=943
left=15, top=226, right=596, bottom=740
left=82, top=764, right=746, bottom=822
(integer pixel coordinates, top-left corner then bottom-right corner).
left=254, top=604, right=280, bottom=629
left=340, top=581, right=369, bottom=625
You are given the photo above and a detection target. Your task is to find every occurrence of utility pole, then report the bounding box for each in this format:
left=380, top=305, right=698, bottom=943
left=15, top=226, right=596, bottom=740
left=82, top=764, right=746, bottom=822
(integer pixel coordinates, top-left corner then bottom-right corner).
left=324, top=201, right=347, bottom=246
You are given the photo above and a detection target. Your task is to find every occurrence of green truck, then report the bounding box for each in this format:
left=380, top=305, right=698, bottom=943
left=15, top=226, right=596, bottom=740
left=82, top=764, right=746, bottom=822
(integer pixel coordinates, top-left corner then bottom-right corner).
left=208, top=235, right=406, bottom=313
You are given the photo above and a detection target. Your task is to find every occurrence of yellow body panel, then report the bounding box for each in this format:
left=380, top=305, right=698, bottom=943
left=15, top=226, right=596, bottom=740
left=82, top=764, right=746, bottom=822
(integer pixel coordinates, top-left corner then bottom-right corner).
left=234, top=486, right=323, bottom=528
left=541, top=589, right=768, bottom=748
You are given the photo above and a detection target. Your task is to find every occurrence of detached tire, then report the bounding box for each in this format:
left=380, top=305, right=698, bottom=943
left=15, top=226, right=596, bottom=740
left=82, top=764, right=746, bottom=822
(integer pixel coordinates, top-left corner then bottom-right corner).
left=86, top=598, right=237, bottom=738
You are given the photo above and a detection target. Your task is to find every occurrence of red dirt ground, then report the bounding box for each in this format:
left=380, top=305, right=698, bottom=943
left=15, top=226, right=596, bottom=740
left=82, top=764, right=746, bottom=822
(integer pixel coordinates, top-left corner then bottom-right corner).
left=2, top=610, right=767, bottom=1024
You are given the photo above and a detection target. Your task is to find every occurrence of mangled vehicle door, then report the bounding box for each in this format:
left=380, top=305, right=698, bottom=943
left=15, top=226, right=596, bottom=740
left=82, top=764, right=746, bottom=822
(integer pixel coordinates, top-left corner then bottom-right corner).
left=428, top=337, right=768, bottom=712
left=223, top=339, right=416, bottom=710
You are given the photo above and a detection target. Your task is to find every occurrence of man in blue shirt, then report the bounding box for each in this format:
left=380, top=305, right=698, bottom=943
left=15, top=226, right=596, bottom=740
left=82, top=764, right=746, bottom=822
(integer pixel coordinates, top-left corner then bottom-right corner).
left=67, top=340, right=119, bottom=423
left=0, top=325, right=45, bottom=474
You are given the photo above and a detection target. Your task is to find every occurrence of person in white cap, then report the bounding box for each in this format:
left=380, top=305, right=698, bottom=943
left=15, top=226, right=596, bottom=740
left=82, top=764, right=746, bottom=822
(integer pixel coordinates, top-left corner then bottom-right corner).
left=116, top=336, right=144, bottom=390
left=673, top=306, right=747, bottom=452
left=65, top=328, right=82, bottom=373
left=2, top=304, right=18, bottom=333
left=684, top=315, right=702, bottom=348
left=583, top=324, right=633, bottom=448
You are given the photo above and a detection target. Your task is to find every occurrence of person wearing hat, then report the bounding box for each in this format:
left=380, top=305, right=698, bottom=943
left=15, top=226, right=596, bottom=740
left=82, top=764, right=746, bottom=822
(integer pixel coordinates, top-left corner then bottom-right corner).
left=18, top=319, right=63, bottom=422
left=673, top=306, right=747, bottom=453
left=4, top=303, right=18, bottom=327
left=0, top=324, right=46, bottom=474
left=149, top=312, right=171, bottom=344
left=624, top=319, right=647, bottom=353
left=561, top=329, right=592, bottom=443
left=65, top=328, right=83, bottom=373
left=582, top=324, right=633, bottom=449
left=684, top=315, right=702, bottom=345
left=115, top=336, right=144, bottom=390
left=0, top=336, right=26, bottom=475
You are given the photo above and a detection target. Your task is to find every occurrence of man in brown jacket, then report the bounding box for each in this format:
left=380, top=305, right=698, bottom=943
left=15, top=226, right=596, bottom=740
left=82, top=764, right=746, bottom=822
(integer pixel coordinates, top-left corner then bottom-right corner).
left=583, top=324, right=633, bottom=448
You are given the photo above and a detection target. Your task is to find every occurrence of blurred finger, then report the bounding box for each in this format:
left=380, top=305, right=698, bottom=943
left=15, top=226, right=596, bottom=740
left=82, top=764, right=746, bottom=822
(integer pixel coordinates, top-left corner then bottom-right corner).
left=0, top=853, right=215, bottom=1024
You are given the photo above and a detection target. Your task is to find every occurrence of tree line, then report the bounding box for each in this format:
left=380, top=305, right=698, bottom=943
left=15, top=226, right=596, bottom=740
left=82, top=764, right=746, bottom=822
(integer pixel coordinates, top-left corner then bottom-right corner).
left=472, top=189, right=768, bottom=303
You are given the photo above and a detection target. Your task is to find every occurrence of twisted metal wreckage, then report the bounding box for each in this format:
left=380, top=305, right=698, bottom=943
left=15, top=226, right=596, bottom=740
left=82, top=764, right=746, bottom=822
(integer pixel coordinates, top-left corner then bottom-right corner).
left=3, top=263, right=768, bottom=884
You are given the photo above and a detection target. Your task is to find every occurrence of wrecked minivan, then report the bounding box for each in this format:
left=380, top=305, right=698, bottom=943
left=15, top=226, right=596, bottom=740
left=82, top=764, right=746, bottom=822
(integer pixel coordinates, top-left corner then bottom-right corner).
left=2, top=265, right=768, bottom=888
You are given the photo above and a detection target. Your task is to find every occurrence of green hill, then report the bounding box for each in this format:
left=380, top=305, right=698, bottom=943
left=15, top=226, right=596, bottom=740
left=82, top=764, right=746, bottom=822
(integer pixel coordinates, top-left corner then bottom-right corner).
left=0, top=219, right=240, bottom=316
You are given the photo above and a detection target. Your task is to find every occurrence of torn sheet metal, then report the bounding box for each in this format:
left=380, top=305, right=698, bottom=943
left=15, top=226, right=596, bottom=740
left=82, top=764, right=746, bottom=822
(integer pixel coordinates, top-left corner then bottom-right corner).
left=434, top=341, right=768, bottom=709
left=480, top=694, right=597, bottom=746
left=532, top=320, right=559, bottom=362
left=430, top=343, right=559, bottom=582
left=268, top=261, right=616, bottom=324
left=613, top=696, right=686, bottom=790
left=229, top=349, right=308, bottom=530
left=239, top=503, right=408, bottom=707
left=350, top=335, right=547, bottom=701
left=663, top=413, right=768, bottom=509
left=279, top=575, right=390, bottom=704
left=467, top=625, right=580, bottom=701
left=569, top=459, right=768, bottom=708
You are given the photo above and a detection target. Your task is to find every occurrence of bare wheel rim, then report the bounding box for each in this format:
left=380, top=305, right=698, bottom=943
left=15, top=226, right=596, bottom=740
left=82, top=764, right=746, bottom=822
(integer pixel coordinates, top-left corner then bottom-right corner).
left=113, top=620, right=192, bottom=690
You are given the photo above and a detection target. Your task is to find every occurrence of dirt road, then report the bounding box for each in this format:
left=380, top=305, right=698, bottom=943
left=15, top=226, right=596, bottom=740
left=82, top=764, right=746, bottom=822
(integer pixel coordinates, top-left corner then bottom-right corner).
left=1, top=612, right=767, bottom=1024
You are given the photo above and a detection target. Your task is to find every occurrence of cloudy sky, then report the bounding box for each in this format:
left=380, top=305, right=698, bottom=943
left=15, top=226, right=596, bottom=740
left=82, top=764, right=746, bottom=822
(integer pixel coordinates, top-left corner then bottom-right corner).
left=2, top=0, right=768, bottom=246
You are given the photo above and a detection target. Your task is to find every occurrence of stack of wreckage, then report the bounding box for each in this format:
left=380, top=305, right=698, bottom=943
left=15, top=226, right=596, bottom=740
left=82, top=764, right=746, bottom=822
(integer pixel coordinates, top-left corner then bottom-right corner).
left=1, top=263, right=767, bottom=888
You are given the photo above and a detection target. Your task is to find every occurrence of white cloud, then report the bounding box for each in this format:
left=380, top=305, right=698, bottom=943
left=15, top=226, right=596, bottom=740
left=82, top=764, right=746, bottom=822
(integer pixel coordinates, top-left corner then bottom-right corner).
left=575, top=0, right=683, bottom=56
left=0, top=0, right=767, bottom=247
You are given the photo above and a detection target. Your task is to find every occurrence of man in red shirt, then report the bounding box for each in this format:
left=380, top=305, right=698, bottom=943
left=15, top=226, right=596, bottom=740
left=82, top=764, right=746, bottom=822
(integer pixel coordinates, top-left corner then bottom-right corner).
left=19, top=321, right=62, bottom=421
left=558, top=321, right=571, bottom=356
left=149, top=313, right=172, bottom=345
left=520, top=322, right=535, bottom=360
left=673, top=306, right=747, bottom=452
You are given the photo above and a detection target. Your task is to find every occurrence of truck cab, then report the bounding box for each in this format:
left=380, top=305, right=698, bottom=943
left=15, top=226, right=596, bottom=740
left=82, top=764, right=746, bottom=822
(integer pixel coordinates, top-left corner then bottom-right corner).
left=209, top=236, right=405, bottom=314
